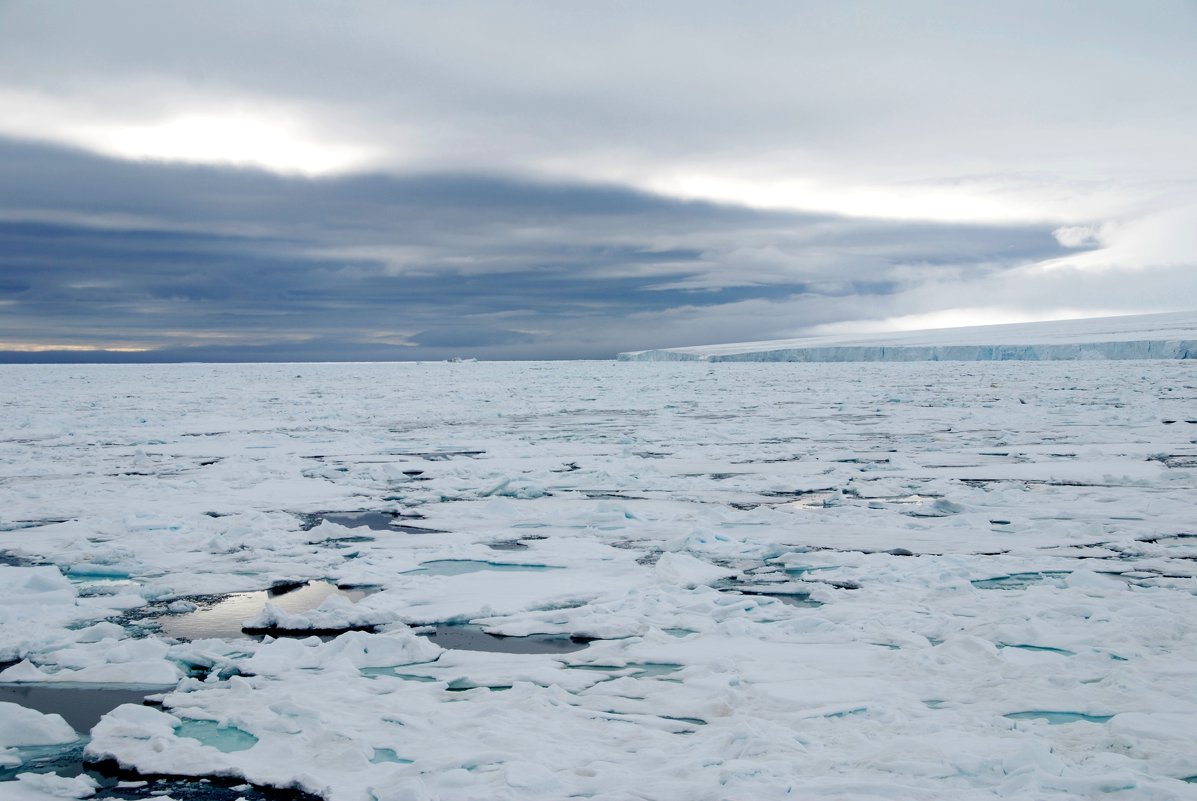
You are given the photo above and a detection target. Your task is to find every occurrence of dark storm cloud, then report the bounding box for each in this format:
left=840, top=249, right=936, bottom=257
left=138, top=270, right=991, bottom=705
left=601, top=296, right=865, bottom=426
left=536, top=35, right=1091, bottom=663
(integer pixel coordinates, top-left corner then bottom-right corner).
left=411, top=327, right=536, bottom=349
left=0, top=139, right=1072, bottom=360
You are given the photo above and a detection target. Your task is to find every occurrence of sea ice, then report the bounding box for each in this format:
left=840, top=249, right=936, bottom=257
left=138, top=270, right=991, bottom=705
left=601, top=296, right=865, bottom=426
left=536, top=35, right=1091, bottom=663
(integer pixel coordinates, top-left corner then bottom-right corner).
left=1, top=359, right=1195, bottom=799
left=240, top=593, right=395, bottom=634
left=0, top=702, right=76, bottom=749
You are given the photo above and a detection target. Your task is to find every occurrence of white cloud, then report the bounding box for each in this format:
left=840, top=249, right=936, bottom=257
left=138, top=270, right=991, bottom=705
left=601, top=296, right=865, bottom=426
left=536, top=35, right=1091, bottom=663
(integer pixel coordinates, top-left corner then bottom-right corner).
left=1038, top=203, right=1197, bottom=272
left=804, top=307, right=1128, bottom=337
left=0, top=88, right=380, bottom=175
left=1, top=2, right=1194, bottom=222
left=1052, top=225, right=1102, bottom=248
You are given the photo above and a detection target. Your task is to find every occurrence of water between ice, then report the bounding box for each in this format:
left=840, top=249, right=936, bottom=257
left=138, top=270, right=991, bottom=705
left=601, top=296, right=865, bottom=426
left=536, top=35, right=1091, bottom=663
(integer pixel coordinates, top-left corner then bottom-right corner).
left=153, top=580, right=592, bottom=653
left=369, top=748, right=412, bottom=765
left=303, top=511, right=447, bottom=534
left=0, top=685, right=170, bottom=787
left=0, top=687, right=306, bottom=800
left=0, top=684, right=169, bottom=732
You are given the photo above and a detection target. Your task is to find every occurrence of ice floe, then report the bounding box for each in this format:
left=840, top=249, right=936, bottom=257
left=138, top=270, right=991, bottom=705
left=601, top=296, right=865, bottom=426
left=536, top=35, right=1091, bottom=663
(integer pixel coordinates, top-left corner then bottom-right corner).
left=1, top=359, right=1195, bottom=799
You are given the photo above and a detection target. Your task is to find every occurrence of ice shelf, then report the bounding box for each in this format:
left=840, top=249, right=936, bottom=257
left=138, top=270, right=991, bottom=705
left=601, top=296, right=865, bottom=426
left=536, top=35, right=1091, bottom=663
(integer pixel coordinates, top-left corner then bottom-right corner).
left=619, top=309, right=1197, bottom=362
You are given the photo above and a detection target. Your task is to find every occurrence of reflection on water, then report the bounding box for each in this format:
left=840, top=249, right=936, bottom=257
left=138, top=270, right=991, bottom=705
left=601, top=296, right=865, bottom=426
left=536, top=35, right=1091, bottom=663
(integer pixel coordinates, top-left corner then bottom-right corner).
left=157, top=581, right=369, bottom=640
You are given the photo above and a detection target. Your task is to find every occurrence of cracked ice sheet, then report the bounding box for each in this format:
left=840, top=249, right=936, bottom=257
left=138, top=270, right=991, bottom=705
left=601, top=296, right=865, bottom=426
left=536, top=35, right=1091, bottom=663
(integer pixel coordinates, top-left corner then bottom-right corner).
left=1, top=360, right=1196, bottom=799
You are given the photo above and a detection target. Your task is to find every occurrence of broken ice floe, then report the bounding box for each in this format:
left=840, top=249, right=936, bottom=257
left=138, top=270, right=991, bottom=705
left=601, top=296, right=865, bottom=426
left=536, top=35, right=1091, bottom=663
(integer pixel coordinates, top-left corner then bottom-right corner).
left=4, top=359, right=1197, bottom=799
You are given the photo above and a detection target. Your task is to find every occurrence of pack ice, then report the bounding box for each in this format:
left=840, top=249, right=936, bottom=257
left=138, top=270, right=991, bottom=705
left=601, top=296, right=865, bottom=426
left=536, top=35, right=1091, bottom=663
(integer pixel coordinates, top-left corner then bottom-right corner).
left=1, top=355, right=1196, bottom=800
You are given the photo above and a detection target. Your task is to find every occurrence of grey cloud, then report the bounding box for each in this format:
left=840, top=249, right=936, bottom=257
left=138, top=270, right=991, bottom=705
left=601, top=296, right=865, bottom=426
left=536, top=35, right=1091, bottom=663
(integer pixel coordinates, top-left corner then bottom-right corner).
left=0, top=140, right=1075, bottom=360
left=1, top=1, right=1192, bottom=359
left=2, top=1, right=1193, bottom=193
left=411, top=327, right=536, bottom=349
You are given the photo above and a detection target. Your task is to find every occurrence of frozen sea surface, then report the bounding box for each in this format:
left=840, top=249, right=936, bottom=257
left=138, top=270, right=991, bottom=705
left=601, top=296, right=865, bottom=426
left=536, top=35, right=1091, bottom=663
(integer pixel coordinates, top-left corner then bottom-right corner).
left=1, top=360, right=1196, bottom=800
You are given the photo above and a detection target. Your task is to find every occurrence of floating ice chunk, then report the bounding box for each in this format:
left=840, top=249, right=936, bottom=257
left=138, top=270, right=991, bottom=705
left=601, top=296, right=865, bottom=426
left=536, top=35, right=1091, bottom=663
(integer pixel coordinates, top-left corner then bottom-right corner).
left=6, top=637, right=182, bottom=684
left=58, top=660, right=182, bottom=685
left=87, top=703, right=181, bottom=742
left=1109, top=712, right=1197, bottom=745
left=0, top=661, right=53, bottom=682
left=0, top=654, right=181, bottom=685
left=930, top=498, right=966, bottom=515
left=1036, top=771, right=1138, bottom=795
left=241, top=593, right=396, bottom=632
left=321, top=629, right=443, bottom=667
left=1005, top=711, right=1113, bottom=724
left=65, top=564, right=131, bottom=580
left=242, top=629, right=441, bottom=676
left=0, top=566, right=74, bottom=605
left=504, top=761, right=560, bottom=792
left=0, top=702, right=77, bottom=747
left=929, top=635, right=1002, bottom=667
left=679, top=529, right=781, bottom=561
left=1064, top=568, right=1120, bottom=594
left=481, top=477, right=547, bottom=498
left=369, top=775, right=432, bottom=801
left=4, top=772, right=97, bottom=800
left=653, top=553, right=734, bottom=588
left=71, top=622, right=128, bottom=644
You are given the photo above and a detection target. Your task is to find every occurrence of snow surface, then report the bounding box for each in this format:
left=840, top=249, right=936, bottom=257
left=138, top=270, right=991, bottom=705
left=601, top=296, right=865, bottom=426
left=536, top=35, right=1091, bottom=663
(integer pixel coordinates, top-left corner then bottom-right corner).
left=240, top=593, right=397, bottom=633
left=619, top=310, right=1197, bottom=362
left=1, top=360, right=1196, bottom=800
left=0, top=702, right=76, bottom=750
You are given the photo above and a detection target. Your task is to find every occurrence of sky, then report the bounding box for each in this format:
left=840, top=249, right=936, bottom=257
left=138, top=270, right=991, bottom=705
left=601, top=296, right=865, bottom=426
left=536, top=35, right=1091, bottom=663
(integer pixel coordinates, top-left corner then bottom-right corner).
left=1, top=1, right=1195, bottom=361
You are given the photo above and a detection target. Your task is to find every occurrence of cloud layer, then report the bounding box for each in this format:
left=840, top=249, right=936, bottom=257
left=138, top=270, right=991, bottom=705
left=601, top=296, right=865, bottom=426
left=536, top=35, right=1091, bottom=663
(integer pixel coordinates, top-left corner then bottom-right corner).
left=0, top=2, right=1193, bottom=359
left=1, top=140, right=1082, bottom=360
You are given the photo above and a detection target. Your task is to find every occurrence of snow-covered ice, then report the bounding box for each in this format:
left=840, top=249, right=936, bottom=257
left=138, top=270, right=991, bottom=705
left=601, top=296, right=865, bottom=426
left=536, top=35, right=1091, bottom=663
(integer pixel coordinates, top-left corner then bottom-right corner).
left=1, top=359, right=1196, bottom=799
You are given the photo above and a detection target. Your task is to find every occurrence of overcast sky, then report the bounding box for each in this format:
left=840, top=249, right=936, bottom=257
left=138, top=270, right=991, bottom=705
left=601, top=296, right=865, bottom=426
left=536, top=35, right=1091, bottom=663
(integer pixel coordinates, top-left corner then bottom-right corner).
left=2, top=1, right=1195, bottom=361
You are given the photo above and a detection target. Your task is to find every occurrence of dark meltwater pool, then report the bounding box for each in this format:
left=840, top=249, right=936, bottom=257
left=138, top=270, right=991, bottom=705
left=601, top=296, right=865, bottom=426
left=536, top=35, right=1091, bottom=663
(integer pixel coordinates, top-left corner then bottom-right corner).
left=0, top=684, right=169, bottom=733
